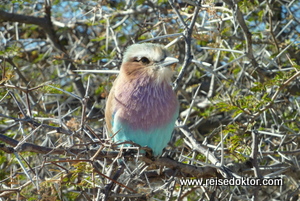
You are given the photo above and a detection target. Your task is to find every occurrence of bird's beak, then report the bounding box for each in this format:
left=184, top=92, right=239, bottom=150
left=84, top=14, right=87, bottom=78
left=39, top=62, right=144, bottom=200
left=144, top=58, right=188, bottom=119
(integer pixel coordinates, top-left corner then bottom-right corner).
left=159, top=57, right=179, bottom=67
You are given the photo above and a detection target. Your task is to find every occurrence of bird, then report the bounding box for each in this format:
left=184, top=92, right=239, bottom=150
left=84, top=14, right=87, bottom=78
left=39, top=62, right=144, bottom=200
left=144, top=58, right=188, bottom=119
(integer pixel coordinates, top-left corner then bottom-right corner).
left=105, top=43, right=179, bottom=156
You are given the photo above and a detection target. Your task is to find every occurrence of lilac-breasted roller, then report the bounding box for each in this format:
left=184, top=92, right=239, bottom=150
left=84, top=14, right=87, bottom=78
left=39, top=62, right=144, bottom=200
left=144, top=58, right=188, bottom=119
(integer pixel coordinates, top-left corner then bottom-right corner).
left=105, top=43, right=179, bottom=156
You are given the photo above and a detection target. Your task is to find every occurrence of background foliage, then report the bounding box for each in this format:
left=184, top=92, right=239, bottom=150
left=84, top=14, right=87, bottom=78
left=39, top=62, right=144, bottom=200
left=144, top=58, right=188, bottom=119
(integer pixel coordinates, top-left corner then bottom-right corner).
left=0, top=0, right=300, bottom=200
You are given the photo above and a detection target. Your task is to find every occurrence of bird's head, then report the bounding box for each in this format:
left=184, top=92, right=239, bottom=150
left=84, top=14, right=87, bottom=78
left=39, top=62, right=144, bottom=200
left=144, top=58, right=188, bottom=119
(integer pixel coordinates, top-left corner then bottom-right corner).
left=120, top=43, right=179, bottom=84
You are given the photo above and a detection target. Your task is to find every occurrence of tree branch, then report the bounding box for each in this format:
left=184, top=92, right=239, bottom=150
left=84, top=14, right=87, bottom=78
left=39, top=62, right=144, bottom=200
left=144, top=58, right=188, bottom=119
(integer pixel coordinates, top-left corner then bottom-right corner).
left=0, top=6, right=88, bottom=99
left=170, top=0, right=200, bottom=89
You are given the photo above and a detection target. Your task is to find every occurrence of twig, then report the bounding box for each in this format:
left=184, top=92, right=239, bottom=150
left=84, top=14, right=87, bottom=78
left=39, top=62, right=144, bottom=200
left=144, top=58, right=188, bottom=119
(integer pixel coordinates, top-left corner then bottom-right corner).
left=182, top=83, right=201, bottom=125
left=171, top=0, right=201, bottom=89
left=0, top=113, right=73, bottom=135
left=250, top=130, right=262, bottom=178
left=222, top=0, right=258, bottom=68
left=251, top=70, right=300, bottom=120
left=0, top=132, right=218, bottom=178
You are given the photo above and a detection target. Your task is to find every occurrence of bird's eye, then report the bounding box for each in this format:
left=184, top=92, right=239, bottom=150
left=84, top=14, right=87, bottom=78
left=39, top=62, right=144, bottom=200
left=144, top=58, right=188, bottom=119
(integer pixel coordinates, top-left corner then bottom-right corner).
left=140, top=57, right=150, bottom=64
left=133, top=57, right=150, bottom=64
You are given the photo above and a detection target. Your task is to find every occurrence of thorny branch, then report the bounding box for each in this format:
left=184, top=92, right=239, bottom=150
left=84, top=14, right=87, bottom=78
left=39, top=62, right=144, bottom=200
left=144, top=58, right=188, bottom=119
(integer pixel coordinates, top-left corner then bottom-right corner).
left=0, top=0, right=299, bottom=200
left=170, top=0, right=201, bottom=89
left=222, top=0, right=258, bottom=68
left=0, top=2, right=89, bottom=100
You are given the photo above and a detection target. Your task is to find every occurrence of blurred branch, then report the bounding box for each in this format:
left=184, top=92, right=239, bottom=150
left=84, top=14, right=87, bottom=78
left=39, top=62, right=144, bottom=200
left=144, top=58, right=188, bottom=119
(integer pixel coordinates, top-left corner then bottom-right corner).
left=171, top=0, right=200, bottom=89
left=0, top=3, right=88, bottom=99
left=0, top=132, right=219, bottom=178
left=0, top=113, right=73, bottom=135
left=0, top=0, right=299, bottom=199
left=0, top=180, right=32, bottom=197
left=222, top=0, right=258, bottom=68
left=142, top=157, right=219, bottom=178
left=251, top=70, right=300, bottom=121
left=250, top=130, right=262, bottom=178
left=0, top=8, right=63, bottom=52
left=177, top=123, right=238, bottom=178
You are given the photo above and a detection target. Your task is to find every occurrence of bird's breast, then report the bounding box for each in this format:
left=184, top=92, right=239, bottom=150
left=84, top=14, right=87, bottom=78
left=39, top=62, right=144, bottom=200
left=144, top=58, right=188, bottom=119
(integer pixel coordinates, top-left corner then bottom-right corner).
left=114, top=77, right=178, bottom=131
